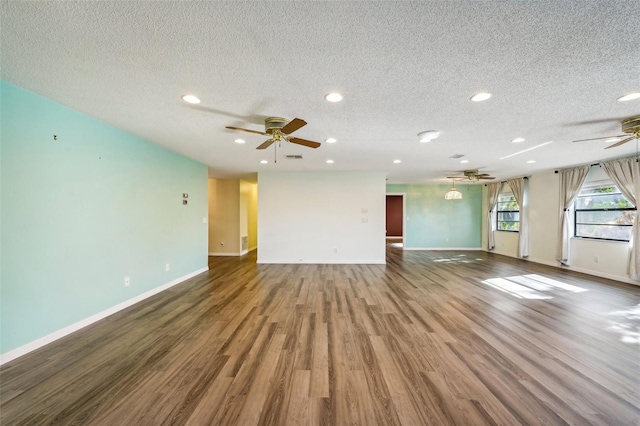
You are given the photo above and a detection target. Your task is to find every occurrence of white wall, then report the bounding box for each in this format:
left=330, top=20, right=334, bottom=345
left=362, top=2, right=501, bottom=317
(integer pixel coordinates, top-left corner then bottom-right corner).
left=257, top=172, right=386, bottom=264
left=483, top=167, right=635, bottom=284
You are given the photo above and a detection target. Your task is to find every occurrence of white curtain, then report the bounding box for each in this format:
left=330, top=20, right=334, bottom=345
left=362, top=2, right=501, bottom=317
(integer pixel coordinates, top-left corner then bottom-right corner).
left=507, top=178, right=528, bottom=258
left=601, top=157, right=640, bottom=280
left=556, top=165, right=590, bottom=265
left=486, top=182, right=501, bottom=250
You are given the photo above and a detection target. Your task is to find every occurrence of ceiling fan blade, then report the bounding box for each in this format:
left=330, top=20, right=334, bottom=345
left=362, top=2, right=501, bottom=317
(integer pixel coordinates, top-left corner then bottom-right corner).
left=572, top=135, right=625, bottom=143
left=446, top=176, right=464, bottom=179
left=478, top=176, right=496, bottom=179
left=605, top=136, right=634, bottom=149
left=281, top=118, right=307, bottom=134
left=289, top=137, right=321, bottom=148
left=225, top=126, right=267, bottom=136
left=256, top=139, right=276, bottom=150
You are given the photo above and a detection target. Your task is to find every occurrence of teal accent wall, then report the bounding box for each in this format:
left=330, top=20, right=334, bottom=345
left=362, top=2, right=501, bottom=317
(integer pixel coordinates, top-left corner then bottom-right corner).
left=386, top=184, right=482, bottom=248
left=0, top=80, right=208, bottom=354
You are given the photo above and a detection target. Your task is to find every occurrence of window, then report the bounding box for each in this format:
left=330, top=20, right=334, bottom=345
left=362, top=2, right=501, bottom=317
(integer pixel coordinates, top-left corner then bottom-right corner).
left=574, top=182, right=635, bottom=241
left=496, top=190, right=519, bottom=232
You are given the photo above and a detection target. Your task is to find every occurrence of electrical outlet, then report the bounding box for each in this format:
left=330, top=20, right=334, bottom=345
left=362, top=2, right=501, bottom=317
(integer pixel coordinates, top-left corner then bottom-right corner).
left=594, top=256, right=599, bottom=263
left=165, top=263, right=170, bottom=271
left=220, top=241, right=224, bottom=246
left=124, top=277, right=130, bottom=287
left=445, top=238, right=449, bottom=243
left=334, top=248, right=338, bottom=254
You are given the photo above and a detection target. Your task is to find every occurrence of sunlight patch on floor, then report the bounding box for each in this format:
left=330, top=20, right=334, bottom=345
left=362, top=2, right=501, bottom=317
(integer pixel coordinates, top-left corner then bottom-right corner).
left=607, top=304, right=640, bottom=345
left=433, top=254, right=481, bottom=264
left=481, top=274, right=588, bottom=300
left=482, top=277, right=553, bottom=299
left=523, top=274, right=588, bottom=293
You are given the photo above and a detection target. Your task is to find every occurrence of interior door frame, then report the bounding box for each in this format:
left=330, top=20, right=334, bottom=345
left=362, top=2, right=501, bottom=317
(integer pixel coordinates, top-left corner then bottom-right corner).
left=386, top=192, right=406, bottom=248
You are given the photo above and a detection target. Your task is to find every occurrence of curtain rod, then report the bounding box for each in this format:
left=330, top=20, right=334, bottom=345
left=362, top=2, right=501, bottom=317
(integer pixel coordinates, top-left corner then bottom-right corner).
left=484, top=176, right=528, bottom=186
left=554, top=163, right=599, bottom=173
left=554, top=157, right=639, bottom=173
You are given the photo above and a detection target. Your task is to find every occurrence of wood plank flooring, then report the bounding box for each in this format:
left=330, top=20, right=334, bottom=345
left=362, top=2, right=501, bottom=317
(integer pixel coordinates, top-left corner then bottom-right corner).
left=1, top=245, right=639, bottom=425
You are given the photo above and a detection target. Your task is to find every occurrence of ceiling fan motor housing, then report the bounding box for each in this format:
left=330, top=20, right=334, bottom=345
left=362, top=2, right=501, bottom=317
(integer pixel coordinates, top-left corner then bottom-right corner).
left=265, top=117, right=288, bottom=134
left=622, top=116, right=640, bottom=135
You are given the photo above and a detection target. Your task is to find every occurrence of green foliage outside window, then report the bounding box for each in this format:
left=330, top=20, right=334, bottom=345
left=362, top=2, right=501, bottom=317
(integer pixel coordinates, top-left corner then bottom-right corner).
left=496, top=194, right=519, bottom=232
left=575, top=184, right=635, bottom=241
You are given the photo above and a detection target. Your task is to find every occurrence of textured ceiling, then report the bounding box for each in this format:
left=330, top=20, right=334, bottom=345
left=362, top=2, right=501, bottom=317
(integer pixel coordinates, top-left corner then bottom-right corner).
left=2, top=1, right=640, bottom=184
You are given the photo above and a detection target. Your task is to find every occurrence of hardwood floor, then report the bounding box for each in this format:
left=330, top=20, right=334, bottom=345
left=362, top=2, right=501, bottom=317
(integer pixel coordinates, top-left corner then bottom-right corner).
left=1, top=245, right=639, bottom=425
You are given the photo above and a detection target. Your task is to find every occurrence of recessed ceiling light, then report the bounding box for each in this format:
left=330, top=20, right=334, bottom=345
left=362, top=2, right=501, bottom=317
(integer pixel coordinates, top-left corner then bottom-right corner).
left=527, top=160, right=536, bottom=164
left=393, top=159, right=402, bottom=164
left=325, top=92, right=343, bottom=102
left=499, top=141, right=553, bottom=159
left=260, top=160, right=268, bottom=164
left=326, top=159, right=334, bottom=164
left=325, top=138, right=337, bottom=143
left=470, top=92, right=492, bottom=102
left=234, top=138, right=245, bottom=144
left=605, top=137, right=621, bottom=143
left=511, top=138, right=525, bottom=143
left=181, top=94, right=201, bottom=104
left=460, top=160, right=469, bottom=164
left=617, top=93, right=640, bottom=102
left=418, top=130, right=441, bottom=143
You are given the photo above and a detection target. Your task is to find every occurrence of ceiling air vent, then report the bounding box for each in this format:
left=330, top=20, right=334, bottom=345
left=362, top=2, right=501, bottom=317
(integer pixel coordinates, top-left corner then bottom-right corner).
left=285, top=155, right=303, bottom=159
left=449, top=154, right=465, bottom=159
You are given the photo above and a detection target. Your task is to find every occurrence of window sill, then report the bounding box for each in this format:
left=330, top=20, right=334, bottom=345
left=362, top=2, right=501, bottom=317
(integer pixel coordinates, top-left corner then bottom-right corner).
left=571, top=237, right=630, bottom=244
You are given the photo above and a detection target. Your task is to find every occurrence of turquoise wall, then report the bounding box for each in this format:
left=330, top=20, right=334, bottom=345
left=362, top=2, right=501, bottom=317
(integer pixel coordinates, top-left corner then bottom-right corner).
left=387, top=184, right=482, bottom=248
left=0, top=80, right=208, bottom=354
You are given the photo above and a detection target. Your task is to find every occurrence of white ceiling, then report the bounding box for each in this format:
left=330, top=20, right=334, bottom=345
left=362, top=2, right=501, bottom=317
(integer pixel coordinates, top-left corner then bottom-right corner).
left=2, top=1, right=640, bottom=184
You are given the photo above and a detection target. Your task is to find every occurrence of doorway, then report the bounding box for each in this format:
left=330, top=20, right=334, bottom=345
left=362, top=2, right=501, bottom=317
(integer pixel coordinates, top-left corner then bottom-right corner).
left=386, top=194, right=405, bottom=248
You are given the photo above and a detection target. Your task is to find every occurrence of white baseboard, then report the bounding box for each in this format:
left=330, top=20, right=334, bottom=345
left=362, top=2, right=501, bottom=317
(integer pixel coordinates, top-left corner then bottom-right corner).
left=257, top=260, right=386, bottom=264
left=488, top=251, right=636, bottom=285
left=547, top=263, right=635, bottom=285
left=524, top=256, right=558, bottom=267
left=0, top=266, right=209, bottom=366
left=403, top=247, right=482, bottom=251
left=210, top=247, right=256, bottom=257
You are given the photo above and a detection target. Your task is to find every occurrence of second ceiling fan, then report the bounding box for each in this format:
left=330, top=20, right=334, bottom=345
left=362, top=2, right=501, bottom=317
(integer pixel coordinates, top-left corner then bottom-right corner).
left=572, top=115, right=640, bottom=149
left=447, top=169, right=496, bottom=181
left=226, top=117, right=321, bottom=150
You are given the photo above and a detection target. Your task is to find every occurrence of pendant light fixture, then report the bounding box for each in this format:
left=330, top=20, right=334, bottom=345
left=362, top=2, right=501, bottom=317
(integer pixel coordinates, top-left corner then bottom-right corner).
left=444, top=180, right=463, bottom=200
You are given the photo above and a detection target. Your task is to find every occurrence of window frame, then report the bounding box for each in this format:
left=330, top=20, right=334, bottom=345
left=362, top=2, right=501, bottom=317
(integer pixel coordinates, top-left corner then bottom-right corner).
left=573, top=181, right=635, bottom=242
left=496, top=190, right=520, bottom=233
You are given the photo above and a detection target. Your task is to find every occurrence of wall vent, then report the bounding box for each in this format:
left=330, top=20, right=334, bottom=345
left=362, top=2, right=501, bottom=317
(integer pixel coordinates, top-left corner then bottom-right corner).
left=285, top=155, right=303, bottom=159
left=241, top=236, right=248, bottom=251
